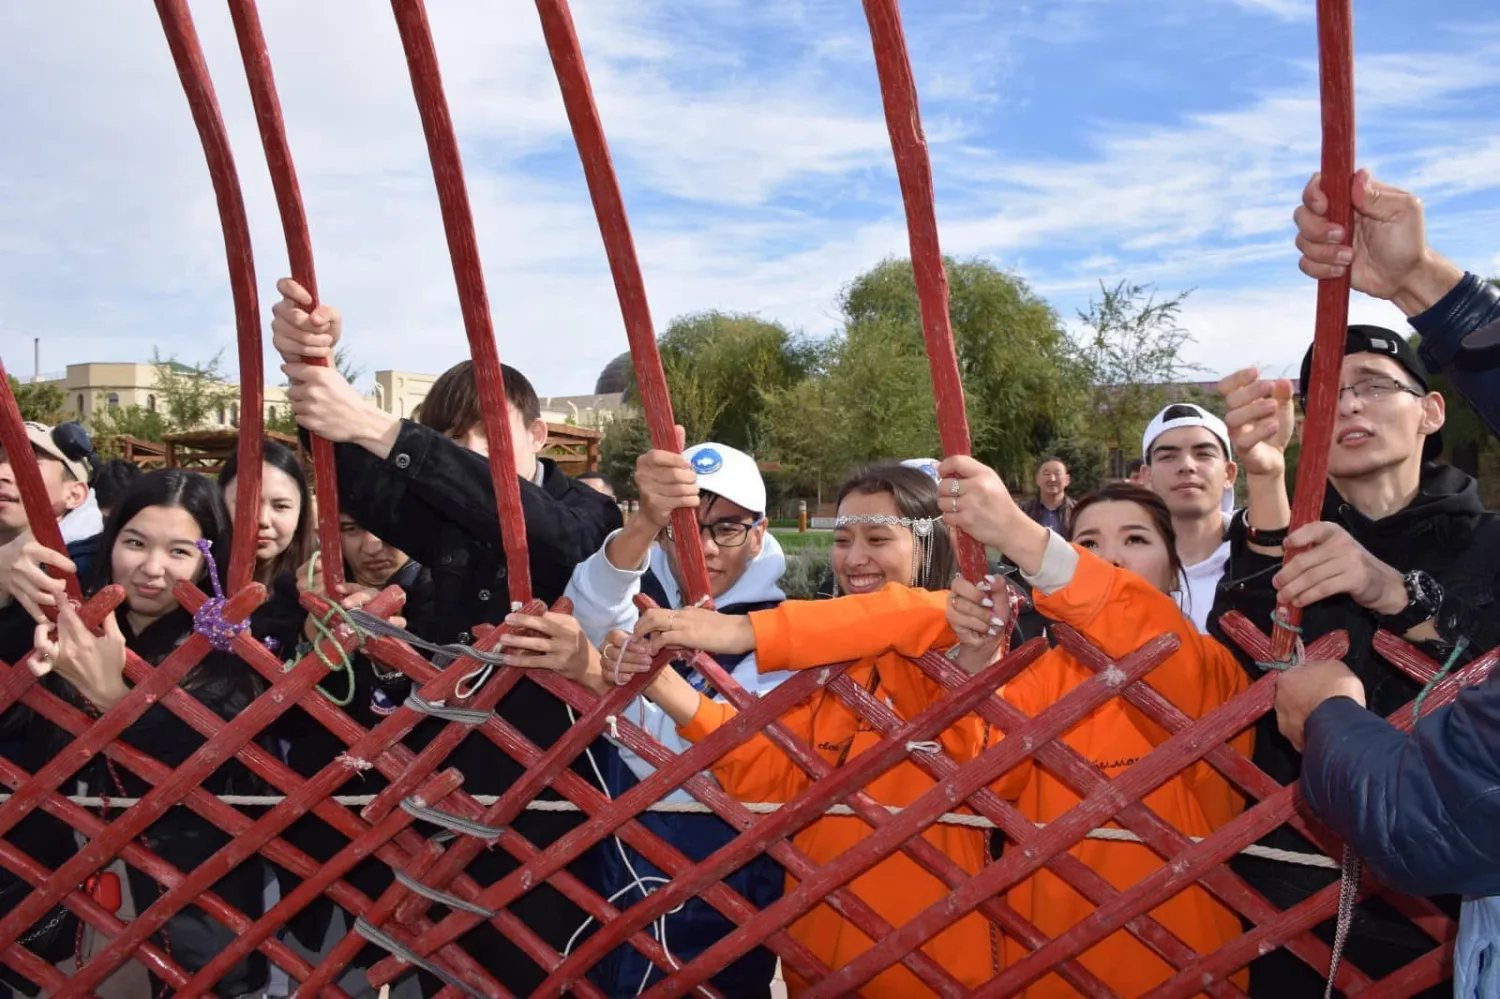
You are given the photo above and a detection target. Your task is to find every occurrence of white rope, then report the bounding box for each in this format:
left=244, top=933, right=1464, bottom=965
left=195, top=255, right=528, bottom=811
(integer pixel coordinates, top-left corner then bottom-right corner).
left=0, top=793, right=1338, bottom=869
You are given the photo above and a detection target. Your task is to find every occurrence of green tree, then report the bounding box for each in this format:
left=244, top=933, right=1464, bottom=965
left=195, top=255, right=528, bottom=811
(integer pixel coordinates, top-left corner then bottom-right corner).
left=90, top=403, right=168, bottom=453
left=6, top=376, right=65, bottom=424
left=760, top=375, right=848, bottom=507
left=334, top=345, right=364, bottom=387
left=826, top=257, right=1088, bottom=481
left=145, top=349, right=239, bottom=433
left=632, top=312, right=821, bottom=451
left=1072, top=280, right=1203, bottom=461
left=597, top=415, right=653, bottom=502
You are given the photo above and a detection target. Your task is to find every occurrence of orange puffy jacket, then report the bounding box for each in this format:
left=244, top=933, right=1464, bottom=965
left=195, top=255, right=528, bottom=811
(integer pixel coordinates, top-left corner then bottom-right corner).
left=677, top=547, right=1252, bottom=997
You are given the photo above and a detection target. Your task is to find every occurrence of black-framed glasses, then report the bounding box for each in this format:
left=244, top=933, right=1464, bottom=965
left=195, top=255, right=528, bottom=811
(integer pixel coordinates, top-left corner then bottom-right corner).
left=664, top=518, right=762, bottom=549
left=1337, top=377, right=1422, bottom=404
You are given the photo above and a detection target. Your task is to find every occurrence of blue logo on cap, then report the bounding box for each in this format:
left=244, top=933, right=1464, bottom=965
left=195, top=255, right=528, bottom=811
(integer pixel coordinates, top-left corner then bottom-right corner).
left=692, top=449, right=724, bottom=475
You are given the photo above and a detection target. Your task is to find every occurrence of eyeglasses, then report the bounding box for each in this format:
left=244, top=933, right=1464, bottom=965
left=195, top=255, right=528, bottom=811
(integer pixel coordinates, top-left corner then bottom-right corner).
left=664, top=518, right=762, bottom=549
left=1337, top=377, right=1423, bottom=404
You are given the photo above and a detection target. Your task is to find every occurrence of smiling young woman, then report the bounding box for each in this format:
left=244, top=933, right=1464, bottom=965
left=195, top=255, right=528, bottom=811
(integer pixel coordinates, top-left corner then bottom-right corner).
left=2, top=469, right=282, bottom=998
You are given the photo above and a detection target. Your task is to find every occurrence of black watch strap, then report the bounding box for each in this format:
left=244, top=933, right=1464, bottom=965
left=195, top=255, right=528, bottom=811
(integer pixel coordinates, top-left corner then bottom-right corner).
left=1383, top=570, right=1443, bottom=634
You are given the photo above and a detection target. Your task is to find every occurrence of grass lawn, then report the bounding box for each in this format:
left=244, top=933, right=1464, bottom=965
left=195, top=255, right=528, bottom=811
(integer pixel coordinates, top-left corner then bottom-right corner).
left=771, top=527, right=834, bottom=551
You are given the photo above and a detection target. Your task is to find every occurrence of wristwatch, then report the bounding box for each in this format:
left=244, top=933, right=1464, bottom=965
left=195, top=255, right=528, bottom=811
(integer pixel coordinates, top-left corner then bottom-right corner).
left=1383, top=569, right=1444, bottom=634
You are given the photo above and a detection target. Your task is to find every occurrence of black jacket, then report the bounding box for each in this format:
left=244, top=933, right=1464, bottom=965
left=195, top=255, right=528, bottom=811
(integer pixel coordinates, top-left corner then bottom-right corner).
left=327, top=421, right=621, bottom=645
left=1211, top=464, right=1498, bottom=978
left=322, top=423, right=623, bottom=990
left=326, top=424, right=620, bottom=784
left=0, top=607, right=277, bottom=997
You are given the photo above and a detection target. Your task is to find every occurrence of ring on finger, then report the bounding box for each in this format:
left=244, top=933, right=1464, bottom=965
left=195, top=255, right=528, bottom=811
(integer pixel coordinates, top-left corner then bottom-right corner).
left=948, top=478, right=961, bottom=497
left=950, top=495, right=959, bottom=514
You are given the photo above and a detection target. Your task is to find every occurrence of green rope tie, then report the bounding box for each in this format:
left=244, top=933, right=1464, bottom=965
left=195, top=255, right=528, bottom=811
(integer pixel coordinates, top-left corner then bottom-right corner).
left=1412, top=637, right=1470, bottom=721
left=281, top=553, right=363, bottom=707
left=1256, top=609, right=1305, bottom=673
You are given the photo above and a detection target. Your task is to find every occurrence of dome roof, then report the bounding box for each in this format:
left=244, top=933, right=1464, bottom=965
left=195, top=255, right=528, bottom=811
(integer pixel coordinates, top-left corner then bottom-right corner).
left=595, top=351, right=633, bottom=395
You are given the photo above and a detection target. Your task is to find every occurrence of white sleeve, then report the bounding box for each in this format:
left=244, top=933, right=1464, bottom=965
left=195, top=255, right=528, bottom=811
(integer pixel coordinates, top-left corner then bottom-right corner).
left=563, top=529, right=651, bottom=646
left=1019, top=529, right=1080, bottom=596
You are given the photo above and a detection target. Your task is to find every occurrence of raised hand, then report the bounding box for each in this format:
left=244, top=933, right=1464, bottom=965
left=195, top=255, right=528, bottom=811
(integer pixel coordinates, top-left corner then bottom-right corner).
left=270, top=278, right=341, bottom=360
left=599, top=628, right=654, bottom=687
left=635, top=432, right=698, bottom=530
left=1218, top=367, right=1295, bottom=477
left=1274, top=659, right=1365, bottom=751
left=499, top=611, right=600, bottom=686
left=633, top=605, right=755, bottom=658
left=945, top=574, right=1010, bottom=675
left=936, top=455, right=1018, bottom=549
left=1274, top=521, right=1406, bottom=614
left=0, top=534, right=75, bottom=623
left=1294, top=170, right=1463, bottom=316
left=284, top=363, right=378, bottom=444
left=31, top=604, right=129, bottom=709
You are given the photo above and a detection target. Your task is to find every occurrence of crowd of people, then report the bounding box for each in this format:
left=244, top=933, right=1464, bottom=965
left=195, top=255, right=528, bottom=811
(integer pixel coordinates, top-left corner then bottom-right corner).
left=0, top=169, right=1496, bottom=999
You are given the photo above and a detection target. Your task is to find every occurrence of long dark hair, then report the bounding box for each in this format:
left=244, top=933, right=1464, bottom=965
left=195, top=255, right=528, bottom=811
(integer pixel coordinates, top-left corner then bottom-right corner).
left=1068, top=482, right=1185, bottom=592
left=92, top=469, right=232, bottom=596
left=835, top=464, right=956, bottom=592
left=219, top=440, right=314, bottom=587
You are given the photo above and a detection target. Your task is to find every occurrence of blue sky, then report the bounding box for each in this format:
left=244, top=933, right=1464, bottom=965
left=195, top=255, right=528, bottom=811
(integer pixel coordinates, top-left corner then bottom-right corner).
left=2, top=0, right=1498, bottom=396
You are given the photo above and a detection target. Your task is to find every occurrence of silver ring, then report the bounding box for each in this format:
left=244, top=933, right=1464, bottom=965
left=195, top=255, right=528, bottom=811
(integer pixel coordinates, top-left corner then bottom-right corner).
left=601, top=641, right=616, bottom=660
left=950, top=496, right=959, bottom=514
left=948, top=478, right=961, bottom=497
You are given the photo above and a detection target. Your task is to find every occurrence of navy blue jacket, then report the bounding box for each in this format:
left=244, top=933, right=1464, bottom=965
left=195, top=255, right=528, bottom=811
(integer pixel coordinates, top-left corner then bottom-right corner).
left=1300, top=272, right=1500, bottom=898
left=1302, top=689, right=1500, bottom=897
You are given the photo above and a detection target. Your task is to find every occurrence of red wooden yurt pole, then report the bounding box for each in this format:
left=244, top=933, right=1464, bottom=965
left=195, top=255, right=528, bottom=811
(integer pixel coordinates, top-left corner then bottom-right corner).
left=861, top=0, right=987, bottom=583
left=391, top=0, right=532, bottom=607
left=1271, top=0, right=1354, bottom=658
left=534, top=0, right=714, bottom=605
left=0, top=359, right=80, bottom=603
left=226, top=0, right=346, bottom=591
left=155, top=0, right=264, bottom=592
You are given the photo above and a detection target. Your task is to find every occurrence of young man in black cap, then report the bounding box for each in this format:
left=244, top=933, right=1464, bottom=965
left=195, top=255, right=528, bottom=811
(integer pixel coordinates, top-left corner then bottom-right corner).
left=1213, top=308, right=1500, bottom=990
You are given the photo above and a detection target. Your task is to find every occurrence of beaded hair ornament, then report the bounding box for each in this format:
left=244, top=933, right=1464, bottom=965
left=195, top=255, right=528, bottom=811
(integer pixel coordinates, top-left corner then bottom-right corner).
left=832, top=514, right=939, bottom=591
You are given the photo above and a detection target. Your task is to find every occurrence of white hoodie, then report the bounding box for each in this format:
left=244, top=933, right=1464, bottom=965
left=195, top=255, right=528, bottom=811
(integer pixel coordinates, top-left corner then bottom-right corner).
left=564, top=529, right=791, bottom=801
left=59, top=490, right=103, bottom=546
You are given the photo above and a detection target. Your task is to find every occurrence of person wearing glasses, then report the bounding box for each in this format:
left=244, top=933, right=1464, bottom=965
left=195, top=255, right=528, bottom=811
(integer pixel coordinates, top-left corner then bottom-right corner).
left=1211, top=172, right=1500, bottom=997
left=543, top=437, right=786, bottom=998
left=1210, top=320, right=1499, bottom=996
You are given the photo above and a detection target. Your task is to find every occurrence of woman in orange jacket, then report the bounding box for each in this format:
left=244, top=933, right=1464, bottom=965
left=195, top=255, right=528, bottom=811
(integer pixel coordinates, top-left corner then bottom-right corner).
left=507, top=459, right=1252, bottom=997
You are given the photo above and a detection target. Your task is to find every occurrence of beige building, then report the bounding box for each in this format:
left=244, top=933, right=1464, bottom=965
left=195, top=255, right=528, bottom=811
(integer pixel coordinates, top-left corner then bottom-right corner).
left=537, top=392, right=629, bottom=428
left=42, top=360, right=629, bottom=431
left=371, top=369, right=436, bottom=420
left=370, top=370, right=630, bottom=427
left=43, top=362, right=289, bottom=430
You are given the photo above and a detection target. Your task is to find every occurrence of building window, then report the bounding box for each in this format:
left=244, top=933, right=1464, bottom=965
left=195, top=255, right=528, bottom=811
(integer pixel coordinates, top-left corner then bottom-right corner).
left=107, top=393, right=120, bottom=409
left=76, top=393, right=84, bottom=415
left=231, top=404, right=240, bottom=427
left=218, top=406, right=226, bottom=425
left=147, top=394, right=157, bottom=413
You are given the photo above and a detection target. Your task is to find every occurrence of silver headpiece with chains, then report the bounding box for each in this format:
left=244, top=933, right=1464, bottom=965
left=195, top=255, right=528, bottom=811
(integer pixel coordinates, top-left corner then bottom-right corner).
left=832, top=514, right=939, bottom=592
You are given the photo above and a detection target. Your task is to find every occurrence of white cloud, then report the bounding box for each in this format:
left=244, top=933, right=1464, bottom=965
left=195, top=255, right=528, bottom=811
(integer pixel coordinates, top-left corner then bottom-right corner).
left=1225, top=0, right=1312, bottom=22
left=1, top=0, right=1497, bottom=402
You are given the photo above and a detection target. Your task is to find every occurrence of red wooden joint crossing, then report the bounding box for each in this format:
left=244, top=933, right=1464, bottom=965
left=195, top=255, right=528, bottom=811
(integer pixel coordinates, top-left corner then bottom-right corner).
left=0, top=0, right=1479, bottom=995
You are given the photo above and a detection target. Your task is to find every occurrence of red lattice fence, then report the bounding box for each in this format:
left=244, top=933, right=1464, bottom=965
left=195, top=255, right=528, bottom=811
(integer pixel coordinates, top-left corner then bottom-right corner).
left=0, top=0, right=1486, bottom=996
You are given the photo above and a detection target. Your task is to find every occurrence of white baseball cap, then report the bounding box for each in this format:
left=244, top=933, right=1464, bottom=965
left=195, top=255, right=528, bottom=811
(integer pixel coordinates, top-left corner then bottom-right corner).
left=1141, top=403, right=1233, bottom=463
left=682, top=442, right=766, bottom=517
left=901, top=458, right=940, bottom=481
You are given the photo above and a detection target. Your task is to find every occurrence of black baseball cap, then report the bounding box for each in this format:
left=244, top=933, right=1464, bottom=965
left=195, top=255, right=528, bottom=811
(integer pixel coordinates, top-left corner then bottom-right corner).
left=1298, top=325, right=1442, bottom=462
